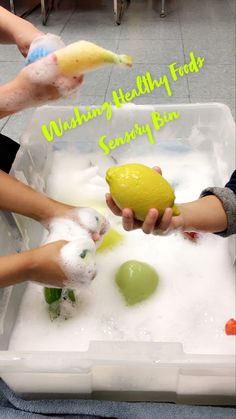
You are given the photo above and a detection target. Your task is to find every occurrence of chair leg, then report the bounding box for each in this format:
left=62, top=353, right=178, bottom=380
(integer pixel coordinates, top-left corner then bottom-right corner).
left=115, top=0, right=130, bottom=25
left=41, top=0, right=54, bottom=25
left=160, top=0, right=166, bottom=17
left=114, top=0, right=117, bottom=15
left=9, top=0, right=15, bottom=14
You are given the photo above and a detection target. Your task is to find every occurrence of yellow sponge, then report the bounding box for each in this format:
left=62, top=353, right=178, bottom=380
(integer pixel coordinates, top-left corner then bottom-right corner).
left=54, top=40, right=132, bottom=76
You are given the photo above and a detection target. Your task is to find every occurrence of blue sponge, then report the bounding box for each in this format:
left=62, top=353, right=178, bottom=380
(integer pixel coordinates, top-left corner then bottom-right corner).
left=25, top=46, right=54, bottom=65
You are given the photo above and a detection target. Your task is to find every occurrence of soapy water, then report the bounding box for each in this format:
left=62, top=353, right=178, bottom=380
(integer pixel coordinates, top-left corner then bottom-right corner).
left=45, top=208, right=109, bottom=241
left=9, top=149, right=235, bottom=355
left=60, top=240, right=97, bottom=286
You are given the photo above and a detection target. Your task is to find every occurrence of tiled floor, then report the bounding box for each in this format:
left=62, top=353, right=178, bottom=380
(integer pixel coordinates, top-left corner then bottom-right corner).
left=0, top=0, right=235, bottom=140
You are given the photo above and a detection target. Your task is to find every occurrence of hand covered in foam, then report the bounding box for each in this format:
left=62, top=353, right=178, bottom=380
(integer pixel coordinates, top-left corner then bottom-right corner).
left=44, top=206, right=110, bottom=243
left=25, top=33, right=65, bottom=65
left=22, top=33, right=84, bottom=103
left=60, top=239, right=97, bottom=288
left=44, top=208, right=110, bottom=289
left=75, top=207, right=110, bottom=242
left=15, top=55, right=84, bottom=106
left=30, top=239, right=96, bottom=289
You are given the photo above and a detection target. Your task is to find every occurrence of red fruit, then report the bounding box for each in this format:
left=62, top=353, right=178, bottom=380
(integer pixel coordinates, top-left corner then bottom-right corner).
left=225, top=319, right=236, bottom=335
left=182, top=232, right=199, bottom=242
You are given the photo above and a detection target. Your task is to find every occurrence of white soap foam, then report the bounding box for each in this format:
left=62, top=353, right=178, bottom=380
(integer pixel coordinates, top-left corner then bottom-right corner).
left=45, top=208, right=109, bottom=241
left=24, top=54, right=59, bottom=85
left=45, top=217, right=92, bottom=243
left=75, top=207, right=110, bottom=236
left=44, top=207, right=110, bottom=289
left=9, top=148, right=236, bottom=355
left=60, top=239, right=97, bottom=287
left=23, top=51, right=83, bottom=99
left=45, top=150, right=113, bottom=207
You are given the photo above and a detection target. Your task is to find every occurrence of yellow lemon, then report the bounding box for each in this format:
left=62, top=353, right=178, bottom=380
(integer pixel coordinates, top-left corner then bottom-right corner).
left=106, top=163, right=180, bottom=221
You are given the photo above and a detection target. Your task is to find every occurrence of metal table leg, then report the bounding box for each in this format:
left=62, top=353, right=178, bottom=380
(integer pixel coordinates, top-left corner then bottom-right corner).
left=160, top=0, right=166, bottom=18
left=9, top=0, right=15, bottom=14
left=41, top=0, right=54, bottom=25
left=114, top=0, right=117, bottom=16
left=114, top=0, right=131, bottom=25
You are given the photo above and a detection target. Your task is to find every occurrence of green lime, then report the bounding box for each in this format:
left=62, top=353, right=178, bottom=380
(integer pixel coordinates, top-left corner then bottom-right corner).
left=115, top=260, right=159, bottom=305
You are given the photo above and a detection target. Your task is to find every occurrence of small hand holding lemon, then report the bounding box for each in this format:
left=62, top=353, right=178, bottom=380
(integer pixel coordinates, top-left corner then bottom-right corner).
left=106, top=165, right=184, bottom=235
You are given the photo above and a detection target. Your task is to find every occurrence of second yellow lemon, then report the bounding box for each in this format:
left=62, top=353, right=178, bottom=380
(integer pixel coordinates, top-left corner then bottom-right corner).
left=106, top=163, right=180, bottom=220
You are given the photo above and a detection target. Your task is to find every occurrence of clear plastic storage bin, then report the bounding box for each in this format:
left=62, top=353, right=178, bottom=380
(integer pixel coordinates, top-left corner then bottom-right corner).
left=0, top=103, right=235, bottom=404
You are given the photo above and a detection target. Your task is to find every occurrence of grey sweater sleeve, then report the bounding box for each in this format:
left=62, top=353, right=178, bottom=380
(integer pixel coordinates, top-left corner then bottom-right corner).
left=200, top=187, right=236, bottom=237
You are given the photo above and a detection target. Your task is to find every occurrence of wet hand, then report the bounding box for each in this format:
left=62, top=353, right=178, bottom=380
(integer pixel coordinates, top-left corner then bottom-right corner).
left=41, top=201, right=109, bottom=243
left=29, top=240, right=69, bottom=287
left=15, top=53, right=84, bottom=105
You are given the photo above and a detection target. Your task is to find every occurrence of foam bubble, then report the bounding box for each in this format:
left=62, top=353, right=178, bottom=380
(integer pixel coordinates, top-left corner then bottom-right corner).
left=44, top=214, right=101, bottom=289
left=23, top=54, right=59, bottom=85
left=60, top=239, right=97, bottom=288
left=74, top=207, right=110, bottom=236
left=45, top=217, right=92, bottom=244
left=25, top=33, right=65, bottom=65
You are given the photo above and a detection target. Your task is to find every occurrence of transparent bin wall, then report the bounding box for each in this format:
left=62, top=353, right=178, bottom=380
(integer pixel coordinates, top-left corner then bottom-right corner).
left=12, top=102, right=236, bottom=260
left=14, top=103, right=235, bottom=190
left=0, top=104, right=235, bottom=403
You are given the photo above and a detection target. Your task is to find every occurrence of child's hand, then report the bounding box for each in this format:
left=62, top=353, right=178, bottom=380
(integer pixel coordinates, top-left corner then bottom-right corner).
left=40, top=201, right=109, bottom=243
left=29, top=240, right=69, bottom=287
left=106, top=165, right=185, bottom=235
left=14, top=53, right=84, bottom=106
left=106, top=194, right=184, bottom=235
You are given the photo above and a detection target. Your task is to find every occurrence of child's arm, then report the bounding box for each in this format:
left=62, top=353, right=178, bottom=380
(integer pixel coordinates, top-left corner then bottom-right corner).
left=106, top=170, right=236, bottom=237
left=106, top=194, right=228, bottom=234
left=0, top=171, right=72, bottom=287
left=0, top=8, right=84, bottom=119
left=0, top=6, right=42, bottom=56
left=0, top=170, right=69, bottom=222
left=0, top=170, right=104, bottom=240
left=0, top=240, right=68, bottom=288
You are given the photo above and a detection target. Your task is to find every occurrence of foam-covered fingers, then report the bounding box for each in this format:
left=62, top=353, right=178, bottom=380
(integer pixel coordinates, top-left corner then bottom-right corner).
left=59, top=239, right=97, bottom=287
left=53, top=74, right=83, bottom=97
left=92, top=232, right=101, bottom=242
left=60, top=74, right=84, bottom=90
left=73, top=207, right=110, bottom=239
left=23, top=54, right=58, bottom=84
left=105, top=193, right=122, bottom=216
left=142, top=208, right=159, bottom=234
